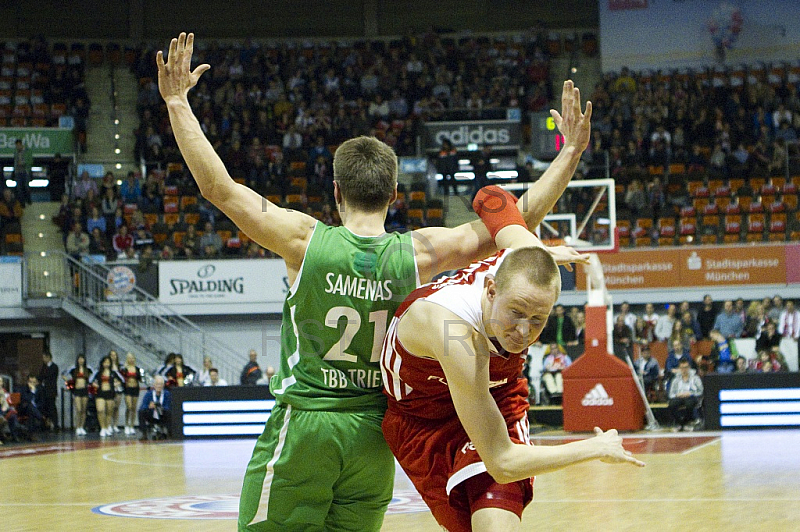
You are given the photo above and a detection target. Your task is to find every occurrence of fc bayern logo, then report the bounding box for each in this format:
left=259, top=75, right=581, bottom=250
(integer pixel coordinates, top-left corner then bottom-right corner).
left=93, top=490, right=427, bottom=519
left=107, top=265, right=136, bottom=295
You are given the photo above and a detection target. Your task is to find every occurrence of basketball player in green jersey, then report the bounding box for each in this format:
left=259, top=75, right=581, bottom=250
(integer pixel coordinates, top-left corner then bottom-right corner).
left=158, top=33, right=592, bottom=532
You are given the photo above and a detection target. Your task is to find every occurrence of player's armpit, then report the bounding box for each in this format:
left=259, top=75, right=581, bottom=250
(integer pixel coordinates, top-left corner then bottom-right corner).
left=412, top=221, right=496, bottom=283
left=210, top=182, right=316, bottom=269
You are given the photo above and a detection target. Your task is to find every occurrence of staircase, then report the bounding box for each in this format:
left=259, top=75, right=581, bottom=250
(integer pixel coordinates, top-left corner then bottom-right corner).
left=24, top=251, right=240, bottom=385
left=82, top=64, right=139, bottom=176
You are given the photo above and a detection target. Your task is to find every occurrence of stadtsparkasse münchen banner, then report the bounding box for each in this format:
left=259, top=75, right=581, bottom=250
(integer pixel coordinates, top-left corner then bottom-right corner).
left=575, top=244, right=795, bottom=291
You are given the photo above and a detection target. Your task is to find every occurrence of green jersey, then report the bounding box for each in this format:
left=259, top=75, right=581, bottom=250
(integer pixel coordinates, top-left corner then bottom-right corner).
left=271, top=223, right=418, bottom=412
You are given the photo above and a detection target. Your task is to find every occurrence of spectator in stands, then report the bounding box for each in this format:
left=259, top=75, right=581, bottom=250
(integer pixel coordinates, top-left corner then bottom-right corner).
left=612, top=314, right=634, bottom=361
left=86, top=206, right=106, bottom=235
left=88, top=227, right=109, bottom=257
left=668, top=359, right=703, bottom=432
left=138, top=375, right=172, bottom=440
left=471, top=145, right=493, bottom=199
left=112, top=225, right=133, bottom=256
left=615, top=302, right=637, bottom=331
left=120, top=172, right=142, bottom=204
left=199, top=221, right=223, bottom=255
left=205, top=368, right=228, bottom=386
left=37, top=351, right=59, bottom=432
left=539, top=304, right=577, bottom=348
left=642, top=303, right=659, bottom=340
left=705, top=330, right=735, bottom=374
left=65, top=221, right=90, bottom=258
left=778, top=300, right=800, bottom=341
left=436, top=139, right=458, bottom=196
left=12, top=139, right=32, bottom=206
left=714, top=300, right=744, bottom=339
left=745, top=301, right=766, bottom=338
left=240, top=349, right=262, bottom=385
left=756, top=321, right=782, bottom=353
left=697, top=295, right=717, bottom=339
left=197, top=356, right=213, bottom=386
left=624, top=179, right=647, bottom=219
left=182, top=224, right=200, bottom=256
left=541, top=343, right=572, bottom=405
left=654, top=304, right=677, bottom=342
left=734, top=356, right=749, bottom=374
left=0, top=386, right=23, bottom=442
left=679, top=311, right=701, bottom=344
left=18, top=375, right=44, bottom=439
left=100, top=188, right=120, bottom=238
left=0, top=187, right=23, bottom=222
left=767, top=295, right=784, bottom=322
left=634, top=345, right=660, bottom=398
left=573, top=310, right=586, bottom=345
left=100, top=171, right=117, bottom=197
left=73, top=171, right=98, bottom=200
left=132, top=226, right=154, bottom=251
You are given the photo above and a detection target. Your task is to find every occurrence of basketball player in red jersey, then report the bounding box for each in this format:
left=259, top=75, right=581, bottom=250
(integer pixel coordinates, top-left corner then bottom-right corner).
left=381, top=187, right=645, bottom=532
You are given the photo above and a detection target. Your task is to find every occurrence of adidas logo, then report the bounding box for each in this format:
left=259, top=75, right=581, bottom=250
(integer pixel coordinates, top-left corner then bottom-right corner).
left=581, top=383, right=614, bottom=406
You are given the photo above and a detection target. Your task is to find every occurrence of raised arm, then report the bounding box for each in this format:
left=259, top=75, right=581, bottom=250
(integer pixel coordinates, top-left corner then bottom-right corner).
left=517, top=80, right=591, bottom=230
left=157, top=33, right=314, bottom=272
left=412, top=81, right=591, bottom=280
left=399, top=301, right=644, bottom=485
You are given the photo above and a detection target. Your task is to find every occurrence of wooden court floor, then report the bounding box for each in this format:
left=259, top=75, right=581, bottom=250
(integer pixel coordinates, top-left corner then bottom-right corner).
left=3, top=429, right=800, bottom=531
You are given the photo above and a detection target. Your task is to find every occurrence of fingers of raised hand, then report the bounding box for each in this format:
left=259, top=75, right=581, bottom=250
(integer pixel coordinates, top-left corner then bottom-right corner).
left=168, top=38, right=178, bottom=65
left=584, top=100, right=593, bottom=122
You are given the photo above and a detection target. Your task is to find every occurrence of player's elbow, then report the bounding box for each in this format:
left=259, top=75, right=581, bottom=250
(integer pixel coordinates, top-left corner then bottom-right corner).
left=484, top=451, right=518, bottom=484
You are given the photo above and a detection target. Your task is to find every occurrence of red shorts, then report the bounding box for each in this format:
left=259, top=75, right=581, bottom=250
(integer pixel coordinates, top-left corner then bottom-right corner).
left=383, top=408, right=534, bottom=532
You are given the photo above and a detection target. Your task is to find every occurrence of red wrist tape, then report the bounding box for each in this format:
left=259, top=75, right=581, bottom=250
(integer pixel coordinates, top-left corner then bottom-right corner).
left=472, top=185, right=527, bottom=240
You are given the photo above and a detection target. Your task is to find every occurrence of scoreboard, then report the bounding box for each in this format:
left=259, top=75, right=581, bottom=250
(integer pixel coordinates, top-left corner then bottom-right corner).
left=530, top=111, right=565, bottom=160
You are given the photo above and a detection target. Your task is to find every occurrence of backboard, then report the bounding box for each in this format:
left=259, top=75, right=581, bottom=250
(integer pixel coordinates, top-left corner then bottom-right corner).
left=500, top=178, right=617, bottom=253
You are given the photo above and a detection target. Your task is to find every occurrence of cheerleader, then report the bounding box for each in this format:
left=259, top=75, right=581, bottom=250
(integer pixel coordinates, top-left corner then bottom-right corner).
left=154, top=352, right=176, bottom=377
left=119, top=353, right=143, bottom=436
left=108, top=350, right=123, bottom=434
left=90, top=356, right=124, bottom=437
left=62, top=354, right=93, bottom=436
left=164, top=354, right=196, bottom=387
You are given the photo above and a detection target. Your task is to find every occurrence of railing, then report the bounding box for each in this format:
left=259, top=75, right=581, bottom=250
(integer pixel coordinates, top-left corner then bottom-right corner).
left=24, top=250, right=240, bottom=385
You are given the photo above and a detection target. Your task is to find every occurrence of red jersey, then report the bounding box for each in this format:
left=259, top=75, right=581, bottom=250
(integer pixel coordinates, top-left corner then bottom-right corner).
left=381, top=250, right=530, bottom=422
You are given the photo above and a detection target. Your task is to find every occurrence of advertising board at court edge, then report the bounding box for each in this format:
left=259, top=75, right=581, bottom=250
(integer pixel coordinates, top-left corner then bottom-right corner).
left=158, top=259, right=288, bottom=305
left=575, top=244, right=794, bottom=291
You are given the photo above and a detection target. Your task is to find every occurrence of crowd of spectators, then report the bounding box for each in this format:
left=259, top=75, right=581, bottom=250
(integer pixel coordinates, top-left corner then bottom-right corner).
left=575, top=63, right=800, bottom=247
left=124, top=31, right=554, bottom=232
left=532, top=294, right=797, bottom=429
left=0, top=37, right=91, bottom=150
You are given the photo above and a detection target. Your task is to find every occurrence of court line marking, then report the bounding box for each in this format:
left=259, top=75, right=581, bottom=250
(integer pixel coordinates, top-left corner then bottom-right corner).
left=0, top=502, right=102, bottom=507
left=681, top=437, right=721, bottom=455
left=101, top=451, right=241, bottom=469
left=531, top=497, right=800, bottom=503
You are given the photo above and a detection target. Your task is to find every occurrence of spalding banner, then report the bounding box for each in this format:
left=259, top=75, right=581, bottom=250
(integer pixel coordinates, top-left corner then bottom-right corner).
left=424, top=119, right=522, bottom=151
left=158, top=259, right=288, bottom=305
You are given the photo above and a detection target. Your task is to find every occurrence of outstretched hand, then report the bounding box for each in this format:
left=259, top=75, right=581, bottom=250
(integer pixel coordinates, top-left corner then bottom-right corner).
left=549, top=80, right=592, bottom=153
left=156, top=32, right=211, bottom=104
left=592, top=427, right=646, bottom=467
left=546, top=245, right=591, bottom=272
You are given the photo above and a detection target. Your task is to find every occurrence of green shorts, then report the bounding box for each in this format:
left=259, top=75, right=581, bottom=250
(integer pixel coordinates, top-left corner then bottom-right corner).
left=238, top=404, right=394, bottom=532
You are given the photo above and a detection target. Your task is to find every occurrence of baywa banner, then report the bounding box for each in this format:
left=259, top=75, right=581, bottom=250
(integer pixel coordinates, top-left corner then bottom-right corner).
left=0, top=128, right=75, bottom=157
left=423, top=120, right=521, bottom=151
left=158, top=259, right=288, bottom=304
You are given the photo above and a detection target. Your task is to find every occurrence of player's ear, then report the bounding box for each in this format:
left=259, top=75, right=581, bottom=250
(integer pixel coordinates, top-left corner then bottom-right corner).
left=484, top=275, right=496, bottom=301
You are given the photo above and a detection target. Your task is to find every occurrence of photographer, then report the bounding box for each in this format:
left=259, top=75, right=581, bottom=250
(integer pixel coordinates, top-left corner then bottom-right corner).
left=138, top=375, right=172, bottom=439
